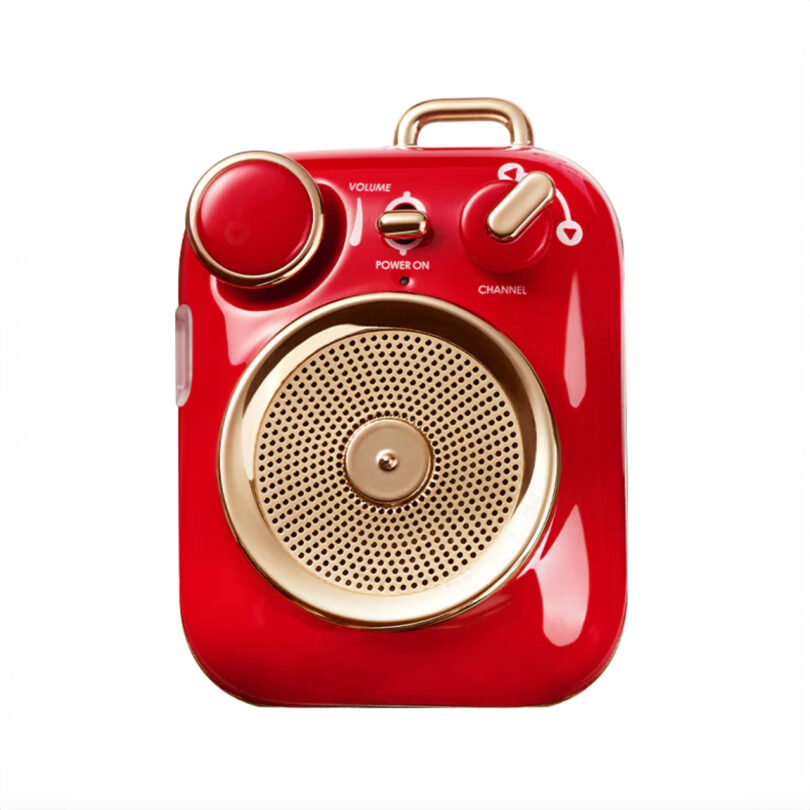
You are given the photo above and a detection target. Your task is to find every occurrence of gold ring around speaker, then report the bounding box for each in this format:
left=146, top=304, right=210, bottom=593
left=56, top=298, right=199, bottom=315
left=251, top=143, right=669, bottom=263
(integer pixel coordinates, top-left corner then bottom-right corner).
left=218, top=293, right=559, bottom=629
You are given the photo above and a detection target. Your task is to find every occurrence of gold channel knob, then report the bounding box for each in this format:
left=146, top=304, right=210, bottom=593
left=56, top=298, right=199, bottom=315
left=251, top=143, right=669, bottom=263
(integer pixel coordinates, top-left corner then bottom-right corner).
left=487, top=171, right=555, bottom=241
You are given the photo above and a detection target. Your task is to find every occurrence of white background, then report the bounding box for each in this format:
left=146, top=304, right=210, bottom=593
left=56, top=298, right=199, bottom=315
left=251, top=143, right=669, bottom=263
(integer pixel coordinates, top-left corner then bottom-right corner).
left=1, top=1, right=808, bottom=808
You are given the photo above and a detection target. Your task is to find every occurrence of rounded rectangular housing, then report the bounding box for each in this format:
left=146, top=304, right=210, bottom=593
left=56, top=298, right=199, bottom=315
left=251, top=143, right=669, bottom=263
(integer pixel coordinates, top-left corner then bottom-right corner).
left=177, top=99, right=626, bottom=706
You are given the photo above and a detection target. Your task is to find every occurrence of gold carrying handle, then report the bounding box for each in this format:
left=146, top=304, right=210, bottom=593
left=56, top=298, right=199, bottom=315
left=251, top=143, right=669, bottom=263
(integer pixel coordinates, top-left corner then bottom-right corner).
left=394, top=98, right=534, bottom=148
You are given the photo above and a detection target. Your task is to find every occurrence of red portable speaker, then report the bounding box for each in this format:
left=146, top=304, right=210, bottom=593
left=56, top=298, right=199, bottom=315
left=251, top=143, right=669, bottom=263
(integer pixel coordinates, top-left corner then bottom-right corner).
left=176, top=98, right=626, bottom=706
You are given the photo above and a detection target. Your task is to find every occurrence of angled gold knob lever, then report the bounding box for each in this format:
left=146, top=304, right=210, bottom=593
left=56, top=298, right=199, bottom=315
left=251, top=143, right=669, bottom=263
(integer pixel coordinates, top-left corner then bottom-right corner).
left=377, top=209, right=430, bottom=240
left=487, top=171, right=555, bottom=241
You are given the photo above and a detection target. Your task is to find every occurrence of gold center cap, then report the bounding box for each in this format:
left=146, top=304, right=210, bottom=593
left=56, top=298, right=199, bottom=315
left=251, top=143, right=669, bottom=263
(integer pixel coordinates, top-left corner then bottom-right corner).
left=344, top=418, right=432, bottom=505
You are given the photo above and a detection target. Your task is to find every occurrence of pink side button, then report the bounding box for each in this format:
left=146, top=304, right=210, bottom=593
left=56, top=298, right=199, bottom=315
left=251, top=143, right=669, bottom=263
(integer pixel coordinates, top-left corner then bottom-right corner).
left=175, top=305, right=192, bottom=406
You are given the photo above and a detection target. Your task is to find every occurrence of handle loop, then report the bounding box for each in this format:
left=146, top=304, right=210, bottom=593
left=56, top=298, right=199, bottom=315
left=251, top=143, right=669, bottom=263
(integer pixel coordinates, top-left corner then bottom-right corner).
left=394, top=98, right=533, bottom=147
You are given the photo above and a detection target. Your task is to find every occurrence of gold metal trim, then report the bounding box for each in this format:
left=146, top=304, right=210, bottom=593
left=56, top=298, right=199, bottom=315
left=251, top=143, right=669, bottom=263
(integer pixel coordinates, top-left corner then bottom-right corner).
left=344, top=417, right=433, bottom=506
left=376, top=209, right=430, bottom=239
left=487, top=171, right=555, bottom=241
left=218, top=293, right=559, bottom=630
left=185, top=151, right=324, bottom=288
left=394, top=98, right=534, bottom=148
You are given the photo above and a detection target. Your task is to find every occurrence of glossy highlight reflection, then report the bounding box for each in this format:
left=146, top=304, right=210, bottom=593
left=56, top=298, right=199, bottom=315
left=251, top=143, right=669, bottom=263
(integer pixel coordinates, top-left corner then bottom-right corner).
left=564, top=275, right=587, bottom=408
left=538, top=505, right=590, bottom=647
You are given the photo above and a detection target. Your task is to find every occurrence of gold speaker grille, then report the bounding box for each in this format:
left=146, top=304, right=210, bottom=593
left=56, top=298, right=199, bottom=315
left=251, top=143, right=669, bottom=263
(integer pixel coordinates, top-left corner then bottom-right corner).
left=253, top=330, right=524, bottom=595
left=219, top=293, right=559, bottom=629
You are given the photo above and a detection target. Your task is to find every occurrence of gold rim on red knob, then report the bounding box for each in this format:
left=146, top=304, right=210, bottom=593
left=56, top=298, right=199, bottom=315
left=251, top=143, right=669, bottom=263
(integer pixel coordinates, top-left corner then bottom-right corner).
left=185, top=150, right=324, bottom=288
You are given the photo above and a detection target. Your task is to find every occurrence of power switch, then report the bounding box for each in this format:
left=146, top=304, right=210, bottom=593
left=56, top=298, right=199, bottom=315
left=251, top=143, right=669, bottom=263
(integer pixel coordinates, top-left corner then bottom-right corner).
left=377, top=209, right=430, bottom=240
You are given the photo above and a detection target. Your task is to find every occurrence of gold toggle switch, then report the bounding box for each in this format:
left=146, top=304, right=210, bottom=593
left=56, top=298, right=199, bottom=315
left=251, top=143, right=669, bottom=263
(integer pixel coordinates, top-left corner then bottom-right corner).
left=487, top=171, right=555, bottom=241
left=377, top=209, right=430, bottom=240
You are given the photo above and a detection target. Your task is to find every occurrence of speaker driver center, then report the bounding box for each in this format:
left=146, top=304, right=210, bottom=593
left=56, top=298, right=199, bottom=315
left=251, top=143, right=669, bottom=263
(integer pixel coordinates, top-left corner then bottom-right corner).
left=344, top=418, right=432, bottom=506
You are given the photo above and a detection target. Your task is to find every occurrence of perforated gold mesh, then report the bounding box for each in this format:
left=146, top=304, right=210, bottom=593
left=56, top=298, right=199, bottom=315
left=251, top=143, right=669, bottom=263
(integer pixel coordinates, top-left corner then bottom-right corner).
left=253, top=329, right=524, bottom=595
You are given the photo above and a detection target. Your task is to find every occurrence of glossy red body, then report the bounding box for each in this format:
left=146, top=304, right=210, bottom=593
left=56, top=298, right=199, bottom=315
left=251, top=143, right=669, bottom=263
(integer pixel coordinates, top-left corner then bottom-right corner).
left=178, top=145, right=626, bottom=706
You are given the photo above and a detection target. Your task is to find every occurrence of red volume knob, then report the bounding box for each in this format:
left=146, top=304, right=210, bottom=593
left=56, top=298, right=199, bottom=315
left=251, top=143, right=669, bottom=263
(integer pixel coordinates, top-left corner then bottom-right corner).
left=186, top=151, right=324, bottom=287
